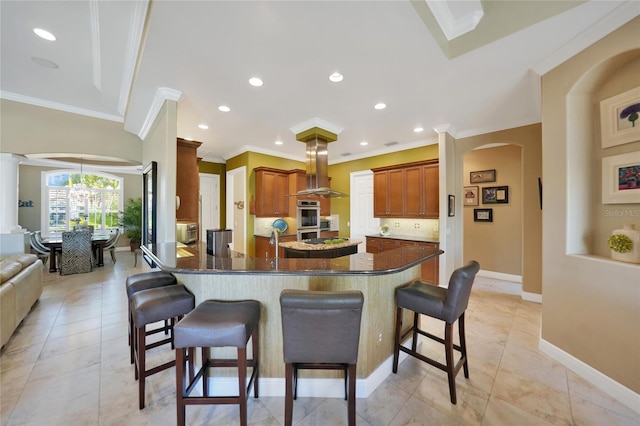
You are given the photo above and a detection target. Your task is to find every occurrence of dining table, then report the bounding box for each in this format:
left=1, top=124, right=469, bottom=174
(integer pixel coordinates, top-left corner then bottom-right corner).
left=42, top=234, right=111, bottom=273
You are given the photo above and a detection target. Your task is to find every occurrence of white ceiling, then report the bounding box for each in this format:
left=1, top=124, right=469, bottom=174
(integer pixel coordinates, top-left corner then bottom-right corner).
left=1, top=1, right=638, bottom=165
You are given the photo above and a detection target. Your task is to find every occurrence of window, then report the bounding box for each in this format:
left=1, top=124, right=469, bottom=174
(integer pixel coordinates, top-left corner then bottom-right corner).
left=42, top=170, right=123, bottom=237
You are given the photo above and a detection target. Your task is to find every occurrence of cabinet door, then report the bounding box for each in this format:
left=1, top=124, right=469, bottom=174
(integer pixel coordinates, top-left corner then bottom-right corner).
left=366, top=237, right=380, bottom=253
left=388, top=169, right=404, bottom=216
left=422, top=164, right=439, bottom=218
left=278, top=235, right=296, bottom=258
left=379, top=238, right=399, bottom=252
left=254, top=236, right=274, bottom=258
left=374, top=170, right=404, bottom=217
left=275, top=172, right=289, bottom=216
left=373, top=172, right=388, bottom=217
left=403, top=165, right=423, bottom=217
left=417, top=242, right=439, bottom=284
left=256, top=170, right=276, bottom=216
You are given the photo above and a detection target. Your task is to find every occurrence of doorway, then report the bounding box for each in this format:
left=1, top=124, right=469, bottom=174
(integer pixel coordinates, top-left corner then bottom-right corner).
left=199, top=173, right=220, bottom=241
left=349, top=170, right=379, bottom=252
left=226, top=167, right=246, bottom=253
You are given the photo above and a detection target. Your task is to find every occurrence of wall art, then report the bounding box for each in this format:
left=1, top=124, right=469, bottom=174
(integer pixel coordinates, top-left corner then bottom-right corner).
left=600, top=86, right=640, bottom=148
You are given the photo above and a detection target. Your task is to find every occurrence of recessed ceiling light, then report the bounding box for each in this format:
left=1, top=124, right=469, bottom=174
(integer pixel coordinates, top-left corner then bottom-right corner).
left=183, top=137, right=194, bottom=141
left=31, top=57, right=58, bottom=69
left=33, top=28, right=56, bottom=41
left=414, top=127, right=424, bottom=133
left=374, top=103, right=386, bottom=110
left=329, top=72, right=343, bottom=83
left=218, top=105, right=230, bottom=112
left=249, top=77, right=263, bottom=87
left=198, top=124, right=209, bottom=130
left=360, top=141, right=368, bottom=146
left=275, top=140, right=283, bottom=145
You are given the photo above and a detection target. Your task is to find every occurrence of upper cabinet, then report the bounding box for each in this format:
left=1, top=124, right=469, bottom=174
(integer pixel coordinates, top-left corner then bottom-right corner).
left=255, top=167, right=289, bottom=217
left=372, top=159, right=439, bottom=219
left=176, top=138, right=202, bottom=222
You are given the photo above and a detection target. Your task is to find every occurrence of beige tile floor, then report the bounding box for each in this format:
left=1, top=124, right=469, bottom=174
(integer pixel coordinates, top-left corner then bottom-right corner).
left=1, top=252, right=638, bottom=425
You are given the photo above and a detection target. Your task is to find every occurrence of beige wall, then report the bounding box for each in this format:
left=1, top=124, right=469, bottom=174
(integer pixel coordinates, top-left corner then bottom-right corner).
left=541, top=17, right=640, bottom=393
left=463, top=145, right=523, bottom=276
left=0, top=99, right=142, bottom=163
left=456, top=124, right=542, bottom=294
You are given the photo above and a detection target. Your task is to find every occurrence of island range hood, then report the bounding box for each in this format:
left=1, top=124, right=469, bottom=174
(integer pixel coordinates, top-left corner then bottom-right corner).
left=294, top=125, right=348, bottom=198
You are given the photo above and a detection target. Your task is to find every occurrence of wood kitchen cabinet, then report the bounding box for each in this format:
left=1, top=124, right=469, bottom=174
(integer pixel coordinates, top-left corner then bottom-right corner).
left=372, top=160, right=438, bottom=219
left=176, top=138, right=202, bottom=223
left=404, top=161, right=439, bottom=218
left=254, top=167, right=289, bottom=217
left=255, top=234, right=296, bottom=258
left=373, top=168, right=404, bottom=217
left=366, top=236, right=439, bottom=284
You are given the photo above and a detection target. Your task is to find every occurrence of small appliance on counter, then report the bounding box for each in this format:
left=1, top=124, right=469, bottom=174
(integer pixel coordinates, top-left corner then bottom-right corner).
left=176, top=222, right=197, bottom=244
left=206, top=229, right=232, bottom=257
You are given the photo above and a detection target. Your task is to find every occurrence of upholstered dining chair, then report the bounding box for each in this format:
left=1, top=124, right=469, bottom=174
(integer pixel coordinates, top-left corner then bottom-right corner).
left=392, top=260, right=480, bottom=405
left=60, top=231, right=93, bottom=275
left=280, top=290, right=364, bottom=426
left=102, top=228, right=122, bottom=263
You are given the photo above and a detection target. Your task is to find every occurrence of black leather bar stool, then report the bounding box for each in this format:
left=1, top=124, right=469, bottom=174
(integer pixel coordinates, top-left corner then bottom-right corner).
left=280, top=290, right=364, bottom=426
left=126, top=271, right=177, bottom=364
left=392, top=260, right=480, bottom=404
left=131, top=284, right=195, bottom=409
left=174, top=299, right=261, bottom=426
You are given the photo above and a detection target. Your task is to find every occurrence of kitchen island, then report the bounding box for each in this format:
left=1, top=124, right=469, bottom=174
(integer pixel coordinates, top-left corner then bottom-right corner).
left=142, top=242, right=442, bottom=397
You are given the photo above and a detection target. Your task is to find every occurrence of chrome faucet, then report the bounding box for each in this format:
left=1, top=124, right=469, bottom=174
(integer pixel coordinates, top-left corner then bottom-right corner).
left=269, top=228, right=279, bottom=259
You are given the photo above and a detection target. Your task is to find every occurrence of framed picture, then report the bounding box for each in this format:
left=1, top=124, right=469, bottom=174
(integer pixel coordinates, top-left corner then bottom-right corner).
left=602, top=152, right=640, bottom=204
left=474, top=208, right=493, bottom=222
left=463, top=186, right=479, bottom=206
left=448, top=195, right=455, bottom=217
left=600, top=86, right=640, bottom=148
left=470, top=169, right=496, bottom=184
left=482, top=186, right=509, bottom=204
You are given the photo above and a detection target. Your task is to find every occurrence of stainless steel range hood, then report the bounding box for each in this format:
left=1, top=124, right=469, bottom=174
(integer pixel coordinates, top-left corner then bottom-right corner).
left=296, top=136, right=348, bottom=198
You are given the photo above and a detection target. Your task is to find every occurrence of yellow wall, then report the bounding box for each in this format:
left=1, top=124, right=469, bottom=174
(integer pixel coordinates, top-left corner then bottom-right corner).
left=541, top=17, right=640, bottom=393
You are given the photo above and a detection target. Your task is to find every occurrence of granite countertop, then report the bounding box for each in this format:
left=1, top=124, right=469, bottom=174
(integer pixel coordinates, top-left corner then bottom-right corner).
left=365, top=234, right=440, bottom=244
left=141, top=241, right=442, bottom=276
left=279, top=238, right=362, bottom=251
left=254, top=233, right=297, bottom=238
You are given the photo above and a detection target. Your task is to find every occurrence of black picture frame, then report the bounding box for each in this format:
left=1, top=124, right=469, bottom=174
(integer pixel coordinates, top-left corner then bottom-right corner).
left=448, top=195, right=455, bottom=217
left=470, top=169, right=496, bottom=184
left=482, top=186, right=509, bottom=204
left=474, top=208, right=493, bottom=222
left=142, top=161, right=157, bottom=247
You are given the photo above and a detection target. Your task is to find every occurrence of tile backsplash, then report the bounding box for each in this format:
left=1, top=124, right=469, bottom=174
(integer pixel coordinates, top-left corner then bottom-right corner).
left=379, top=218, right=439, bottom=239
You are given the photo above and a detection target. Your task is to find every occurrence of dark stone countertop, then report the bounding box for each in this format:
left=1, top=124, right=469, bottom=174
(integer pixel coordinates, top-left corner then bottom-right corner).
left=141, top=241, right=442, bottom=276
left=365, top=234, right=440, bottom=244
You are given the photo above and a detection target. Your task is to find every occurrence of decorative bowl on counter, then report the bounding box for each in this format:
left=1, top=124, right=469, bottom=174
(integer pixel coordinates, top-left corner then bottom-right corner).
left=272, top=218, right=288, bottom=233
left=380, top=224, right=390, bottom=236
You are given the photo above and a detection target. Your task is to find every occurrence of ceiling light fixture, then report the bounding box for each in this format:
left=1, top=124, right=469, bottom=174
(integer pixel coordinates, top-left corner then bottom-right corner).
left=218, top=105, right=230, bottom=112
left=275, top=140, right=283, bottom=145
left=360, top=141, right=368, bottom=146
left=198, top=124, right=209, bottom=130
left=249, top=77, right=263, bottom=87
left=31, top=57, right=58, bottom=69
left=33, top=28, right=56, bottom=41
left=414, top=127, right=424, bottom=133
left=183, top=137, right=194, bottom=141
left=329, top=72, right=343, bottom=83
left=374, top=102, right=386, bottom=110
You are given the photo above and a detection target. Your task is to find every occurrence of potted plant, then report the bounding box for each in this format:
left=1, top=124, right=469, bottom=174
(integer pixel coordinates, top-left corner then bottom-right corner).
left=120, top=197, right=143, bottom=251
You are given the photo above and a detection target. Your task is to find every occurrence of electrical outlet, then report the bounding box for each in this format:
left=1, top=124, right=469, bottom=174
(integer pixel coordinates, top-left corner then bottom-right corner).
left=414, top=223, right=420, bottom=228
left=433, top=223, right=439, bottom=232
left=395, top=222, right=400, bottom=227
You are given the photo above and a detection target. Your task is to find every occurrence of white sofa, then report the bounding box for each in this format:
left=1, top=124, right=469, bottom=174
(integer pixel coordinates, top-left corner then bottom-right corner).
left=0, top=253, right=43, bottom=348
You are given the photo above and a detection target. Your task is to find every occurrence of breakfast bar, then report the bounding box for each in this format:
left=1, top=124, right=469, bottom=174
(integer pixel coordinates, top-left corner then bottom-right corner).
left=142, top=242, right=443, bottom=394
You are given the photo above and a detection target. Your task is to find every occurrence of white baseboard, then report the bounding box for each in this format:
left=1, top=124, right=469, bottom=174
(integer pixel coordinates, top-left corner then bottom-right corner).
left=477, top=270, right=542, bottom=303
left=201, top=342, right=414, bottom=398
left=539, top=338, right=640, bottom=416
left=522, top=291, right=542, bottom=303
left=477, top=269, right=522, bottom=283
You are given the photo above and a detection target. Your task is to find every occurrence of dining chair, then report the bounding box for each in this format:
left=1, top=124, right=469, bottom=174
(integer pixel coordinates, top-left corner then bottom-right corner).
left=102, top=228, right=122, bottom=263
left=279, top=290, right=364, bottom=426
left=28, top=232, right=51, bottom=266
left=60, top=231, right=93, bottom=275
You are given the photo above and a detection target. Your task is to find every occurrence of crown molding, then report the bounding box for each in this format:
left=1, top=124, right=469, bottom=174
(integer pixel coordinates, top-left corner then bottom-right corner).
left=289, top=117, right=344, bottom=136
left=0, top=91, right=123, bottom=122
left=138, top=87, right=183, bottom=140
left=531, top=0, right=640, bottom=76
left=118, top=0, right=149, bottom=116
left=223, top=144, right=305, bottom=163
left=425, top=0, right=483, bottom=41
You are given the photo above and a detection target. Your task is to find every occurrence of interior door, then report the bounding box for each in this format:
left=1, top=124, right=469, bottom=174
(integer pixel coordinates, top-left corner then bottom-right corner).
left=199, top=173, right=220, bottom=241
left=350, top=170, right=379, bottom=252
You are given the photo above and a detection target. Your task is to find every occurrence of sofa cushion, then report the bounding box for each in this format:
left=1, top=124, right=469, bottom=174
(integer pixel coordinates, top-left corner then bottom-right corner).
left=0, top=254, right=38, bottom=284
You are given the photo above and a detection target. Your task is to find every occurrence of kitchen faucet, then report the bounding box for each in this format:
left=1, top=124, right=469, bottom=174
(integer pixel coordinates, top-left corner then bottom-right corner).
left=269, top=228, right=279, bottom=259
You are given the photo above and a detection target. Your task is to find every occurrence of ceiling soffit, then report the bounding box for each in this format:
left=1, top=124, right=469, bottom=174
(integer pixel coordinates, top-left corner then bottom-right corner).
left=412, top=0, right=587, bottom=59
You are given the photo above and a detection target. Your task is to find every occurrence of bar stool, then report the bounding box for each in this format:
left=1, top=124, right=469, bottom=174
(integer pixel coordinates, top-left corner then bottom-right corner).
left=279, top=290, right=364, bottom=426
left=126, top=271, right=177, bottom=364
left=392, top=260, right=479, bottom=404
left=131, top=284, right=195, bottom=409
left=174, top=299, right=260, bottom=426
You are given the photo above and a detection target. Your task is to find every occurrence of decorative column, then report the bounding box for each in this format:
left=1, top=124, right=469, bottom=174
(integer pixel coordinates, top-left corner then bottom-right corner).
left=0, top=153, right=26, bottom=234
